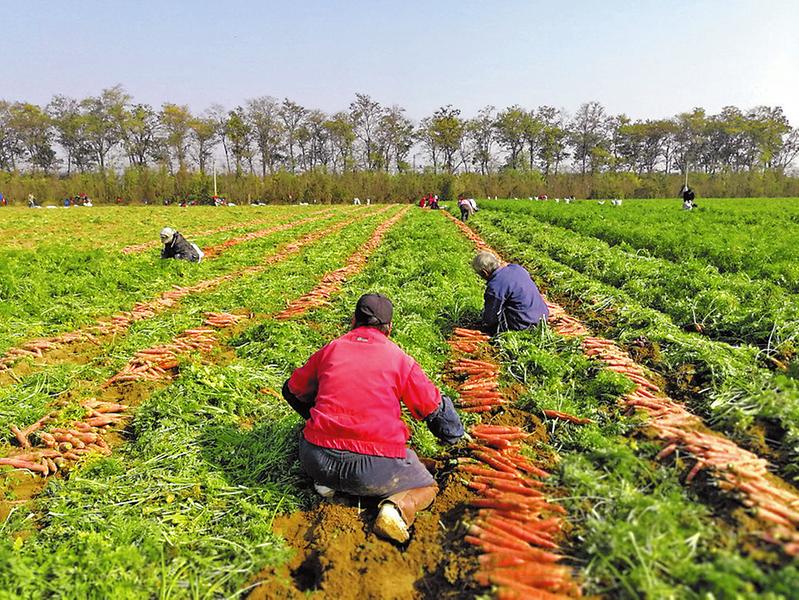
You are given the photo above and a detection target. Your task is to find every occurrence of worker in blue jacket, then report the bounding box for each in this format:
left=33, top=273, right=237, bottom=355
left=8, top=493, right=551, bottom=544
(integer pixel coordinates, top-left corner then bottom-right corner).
left=471, top=251, right=549, bottom=334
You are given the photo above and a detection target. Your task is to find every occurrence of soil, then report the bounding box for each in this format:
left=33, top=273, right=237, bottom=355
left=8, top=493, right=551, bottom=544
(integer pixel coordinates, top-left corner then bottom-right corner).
left=247, top=476, right=480, bottom=600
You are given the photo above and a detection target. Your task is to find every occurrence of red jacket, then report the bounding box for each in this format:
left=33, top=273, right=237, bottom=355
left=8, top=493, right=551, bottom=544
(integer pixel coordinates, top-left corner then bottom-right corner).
left=287, top=326, right=442, bottom=458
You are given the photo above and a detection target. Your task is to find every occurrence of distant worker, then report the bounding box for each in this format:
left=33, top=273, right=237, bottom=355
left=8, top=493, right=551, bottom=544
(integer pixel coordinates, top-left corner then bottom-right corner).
left=0, top=192, right=6, bottom=207
left=681, top=185, right=696, bottom=210
left=429, top=196, right=440, bottom=210
left=27, top=194, right=38, bottom=208
left=457, top=195, right=473, bottom=221
left=353, top=197, right=361, bottom=205
left=159, top=227, right=203, bottom=262
left=471, top=251, right=549, bottom=334
left=282, top=293, right=464, bottom=543
left=366, top=198, right=371, bottom=206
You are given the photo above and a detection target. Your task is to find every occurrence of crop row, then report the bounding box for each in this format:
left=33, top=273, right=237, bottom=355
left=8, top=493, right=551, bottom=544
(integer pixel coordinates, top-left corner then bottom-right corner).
left=0, top=206, right=359, bottom=356
left=0, top=208, right=410, bottom=598
left=445, top=210, right=799, bottom=597
left=0, top=205, right=311, bottom=251
left=475, top=204, right=798, bottom=359
left=469, top=210, right=799, bottom=482
left=0, top=207, right=354, bottom=377
left=486, top=198, right=799, bottom=293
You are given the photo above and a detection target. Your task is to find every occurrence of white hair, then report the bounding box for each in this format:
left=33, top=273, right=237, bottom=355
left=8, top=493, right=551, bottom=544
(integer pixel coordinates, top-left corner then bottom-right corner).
left=160, top=227, right=176, bottom=243
left=471, top=251, right=501, bottom=277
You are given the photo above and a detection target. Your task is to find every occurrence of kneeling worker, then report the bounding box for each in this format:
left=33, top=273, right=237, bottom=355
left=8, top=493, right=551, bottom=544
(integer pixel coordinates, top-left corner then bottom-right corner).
left=472, top=251, right=549, bottom=334
left=160, top=227, right=203, bottom=262
left=282, top=293, right=464, bottom=543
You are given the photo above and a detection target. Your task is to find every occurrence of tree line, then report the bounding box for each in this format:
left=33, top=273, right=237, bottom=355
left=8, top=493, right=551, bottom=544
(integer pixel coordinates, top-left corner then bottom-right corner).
left=2, top=86, right=798, bottom=180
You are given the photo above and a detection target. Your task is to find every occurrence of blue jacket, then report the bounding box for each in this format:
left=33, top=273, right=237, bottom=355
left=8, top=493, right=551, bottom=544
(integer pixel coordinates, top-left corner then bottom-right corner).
left=483, top=264, right=549, bottom=334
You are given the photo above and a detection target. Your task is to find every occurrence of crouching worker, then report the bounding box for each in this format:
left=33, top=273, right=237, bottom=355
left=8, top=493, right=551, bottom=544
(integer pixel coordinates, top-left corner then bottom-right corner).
left=282, top=293, right=464, bottom=543
left=472, top=251, right=549, bottom=334
left=160, top=227, right=203, bottom=262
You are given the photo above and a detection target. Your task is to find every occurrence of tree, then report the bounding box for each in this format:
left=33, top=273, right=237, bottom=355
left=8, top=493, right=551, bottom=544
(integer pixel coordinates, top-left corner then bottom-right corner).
left=521, top=110, right=543, bottom=172
left=535, top=106, right=568, bottom=175
left=246, top=96, right=283, bottom=176
left=48, top=95, right=93, bottom=174
left=280, top=99, right=307, bottom=172
left=494, top=105, right=527, bottom=170
left=467, top=105, right=496, bottom=175
left=160, top=103, right=193, bottom=172
left=377, top=105, right=414, bottom=172
left=349, top=93, right=384, bottom=170
left=225, top=107, right=252, bottom=176
left=80, top=85, right=130, bottom=172
left=324, top=112, right=355, bottom=173
left=569, top=101, right=609, bottom=175
left=427, top=105, right=465, bottom=174
left=8, top=102, right=57, bottom=172
left=189, top=113, right=219, bottom=175
left=121, top=103, right=159, bottom=168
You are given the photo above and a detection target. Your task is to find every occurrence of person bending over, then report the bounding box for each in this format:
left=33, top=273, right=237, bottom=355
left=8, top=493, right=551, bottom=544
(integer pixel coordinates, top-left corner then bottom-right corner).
left=159, top=227, right=203, bottom=262
left=472, top=251, right=549, bottom=334
left=282, top=293, right=464, bottom=543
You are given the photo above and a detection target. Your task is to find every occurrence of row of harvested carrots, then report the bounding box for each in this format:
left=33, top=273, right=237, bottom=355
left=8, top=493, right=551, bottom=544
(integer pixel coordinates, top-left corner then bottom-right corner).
left=201, top=210, right=335, bottom=259
left=449, top=327, right=582, bottom=599
left=546, top=307, right=799, bottom=557
left=275, top=208, right=408, bottom=320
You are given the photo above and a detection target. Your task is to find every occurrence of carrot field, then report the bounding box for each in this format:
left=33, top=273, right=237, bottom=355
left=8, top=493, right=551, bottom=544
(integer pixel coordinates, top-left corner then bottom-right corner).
left=1, top=199, right=798, bottom=599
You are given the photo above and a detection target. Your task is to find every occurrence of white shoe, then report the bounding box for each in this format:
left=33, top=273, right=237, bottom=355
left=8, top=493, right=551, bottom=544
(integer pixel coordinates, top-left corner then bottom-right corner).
left=313, top=483, right=335, bottom=498
left=374, top=503, right=410, bottom=543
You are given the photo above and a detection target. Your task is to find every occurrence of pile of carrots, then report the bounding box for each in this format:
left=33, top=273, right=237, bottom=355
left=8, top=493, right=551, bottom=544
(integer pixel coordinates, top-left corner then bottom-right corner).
left=203, top=312, right=245, bottom=328
left=275, top=207, right=408, bottom=320
left=106, top=328, right=218, bottom=385
left=448, top=327, right=581, bottom=599
left=1, top=399, right=127, bottom=477
left=448, top=328, right=505, bottom=413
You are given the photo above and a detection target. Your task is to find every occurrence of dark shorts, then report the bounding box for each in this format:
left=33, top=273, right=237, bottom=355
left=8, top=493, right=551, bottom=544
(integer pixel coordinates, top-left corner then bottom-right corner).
left=298, top=436, right=435, bottom=498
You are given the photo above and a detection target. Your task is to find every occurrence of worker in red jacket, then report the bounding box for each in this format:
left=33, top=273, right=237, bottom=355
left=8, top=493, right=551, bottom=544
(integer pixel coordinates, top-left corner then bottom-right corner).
left=282, top=293, right=464, bottom=543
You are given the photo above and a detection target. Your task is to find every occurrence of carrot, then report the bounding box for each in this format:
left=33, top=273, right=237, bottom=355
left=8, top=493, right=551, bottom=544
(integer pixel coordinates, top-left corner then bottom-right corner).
left=485, top=480, right=544, bottom=498
left=486, top=517, right=558, bottom=549
left=470, top=498, right=522, bottom=511
left=460, top=465, right=519, bottom=480
left=473, top=451, right=519, bottom=474
left=0, top=457, right=48, bottom=474
left=542, top=410, right=592, bottom=425
left=472, top=425, right=524, bottom=435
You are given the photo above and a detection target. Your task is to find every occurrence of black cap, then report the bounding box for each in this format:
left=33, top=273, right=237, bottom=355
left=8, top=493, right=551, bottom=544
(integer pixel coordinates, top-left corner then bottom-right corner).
left=354, top=293, right=393, bottom=326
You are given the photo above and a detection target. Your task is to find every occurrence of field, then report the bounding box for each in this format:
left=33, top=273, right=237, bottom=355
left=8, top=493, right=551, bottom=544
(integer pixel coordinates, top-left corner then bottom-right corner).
left=0, top=200, right=798, bottom=599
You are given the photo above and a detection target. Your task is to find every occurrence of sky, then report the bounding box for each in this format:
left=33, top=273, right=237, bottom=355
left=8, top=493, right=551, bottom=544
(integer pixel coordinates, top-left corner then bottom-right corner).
left=2, top=0, right=798, bottom=124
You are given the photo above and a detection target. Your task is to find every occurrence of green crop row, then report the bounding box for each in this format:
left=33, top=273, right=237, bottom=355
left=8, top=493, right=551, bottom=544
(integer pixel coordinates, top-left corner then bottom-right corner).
left=497, top=328, right=798, bottom=599
left=482, top=198, right=799, bottom=293
left=468, top=213, right=799, bottom=482
left=0, top=210, right=393, bottom=450
left=474, top=202, right=799, bottom=359
left=0, top=207, right=356, bottom=355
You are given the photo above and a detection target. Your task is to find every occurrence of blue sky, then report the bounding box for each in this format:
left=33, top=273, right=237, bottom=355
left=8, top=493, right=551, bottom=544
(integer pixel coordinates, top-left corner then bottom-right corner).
left=2, top=0, right=798, bottom=122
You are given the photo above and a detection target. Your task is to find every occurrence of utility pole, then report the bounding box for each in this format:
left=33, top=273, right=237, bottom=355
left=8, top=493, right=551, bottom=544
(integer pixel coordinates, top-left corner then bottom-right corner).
left=213, top=162, right=218, bottom=197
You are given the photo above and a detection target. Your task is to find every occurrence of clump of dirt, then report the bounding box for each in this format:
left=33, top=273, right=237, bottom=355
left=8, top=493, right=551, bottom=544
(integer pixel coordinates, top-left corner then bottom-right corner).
left=247, top=477, right=479, bottom=600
